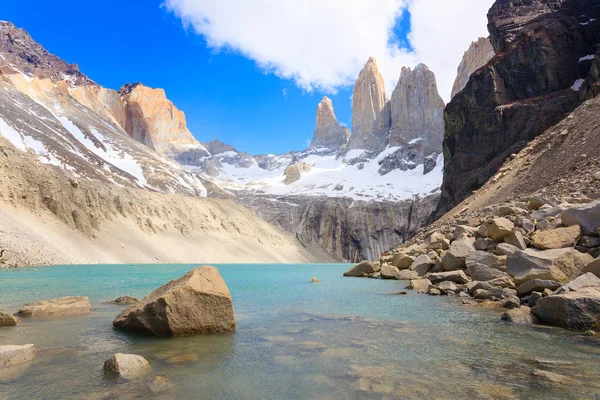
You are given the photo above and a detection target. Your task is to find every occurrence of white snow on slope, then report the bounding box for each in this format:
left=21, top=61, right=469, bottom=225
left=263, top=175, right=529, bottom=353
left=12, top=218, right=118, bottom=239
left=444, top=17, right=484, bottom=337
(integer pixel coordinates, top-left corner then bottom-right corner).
left=192, top=147, right=443, bottom=202
left=0, top=115, right=63, bottom=167
left=580, top=54, right=596, bottom=62
left=571, top=79, right=585, bottom=91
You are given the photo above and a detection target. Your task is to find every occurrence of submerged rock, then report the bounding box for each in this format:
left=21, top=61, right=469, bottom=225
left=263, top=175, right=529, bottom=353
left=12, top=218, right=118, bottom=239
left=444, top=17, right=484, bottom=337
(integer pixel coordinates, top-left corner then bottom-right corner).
left=0, top=344, right=34, bottom=369
left=103, top=353, right=150, bottom=379
left=407, top=279, right=431, bottom=293
left=311, top=277, right=320, bottom=283
left=16, top=296, right=92, bottom=317
left=113, top=266, right=236, bottom=336
left=105, top=296, right=139, bottom=305
left=0, top=312, right=17, bottom=327
left=501, top=306, right=540, bottom=326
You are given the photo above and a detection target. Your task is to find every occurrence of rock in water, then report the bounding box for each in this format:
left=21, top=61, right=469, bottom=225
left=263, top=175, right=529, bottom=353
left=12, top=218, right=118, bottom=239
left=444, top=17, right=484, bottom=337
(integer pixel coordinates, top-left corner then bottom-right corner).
left=532, top=287, right=600, bottom=331
left=16, top=296, right=92, bottom=317
left=103, top=353, right=150, bottom=379
left=451, top=37, right=495, bottom=99
left=311, top=277, right=320, bottom=283
left=105, top=296, right=139, bottom=305
left=113, top=266, right=236, bottom=336
left=0, top=345, right=35, bottom=369
left=308, top=96, right=350, bottom=152
left=344, top=261, right=380, bottom=277
left=501, top=306, right=540, bottom=326
left=0, top=312, right=17, bottom=327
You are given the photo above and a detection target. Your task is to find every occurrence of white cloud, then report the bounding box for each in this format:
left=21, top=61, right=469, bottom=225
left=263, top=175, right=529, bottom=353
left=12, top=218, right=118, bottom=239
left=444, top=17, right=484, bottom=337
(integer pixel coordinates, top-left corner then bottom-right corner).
left=164, top=0, right=495, bottom=103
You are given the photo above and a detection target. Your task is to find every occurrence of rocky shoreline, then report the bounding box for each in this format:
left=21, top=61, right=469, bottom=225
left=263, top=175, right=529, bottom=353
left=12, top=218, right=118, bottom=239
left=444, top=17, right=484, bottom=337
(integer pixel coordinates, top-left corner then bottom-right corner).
left=345, top=195, right=600, bottom=334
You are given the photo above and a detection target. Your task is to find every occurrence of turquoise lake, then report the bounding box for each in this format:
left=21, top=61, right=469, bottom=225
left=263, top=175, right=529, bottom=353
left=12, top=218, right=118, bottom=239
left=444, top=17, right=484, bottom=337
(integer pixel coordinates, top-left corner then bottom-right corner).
left=1, top=264, right=600, bottom=399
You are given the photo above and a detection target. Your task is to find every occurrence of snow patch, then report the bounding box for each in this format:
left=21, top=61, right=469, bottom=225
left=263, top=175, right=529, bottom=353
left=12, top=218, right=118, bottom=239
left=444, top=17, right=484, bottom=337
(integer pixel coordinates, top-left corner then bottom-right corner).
left=579, top=54, right=596, bottom=62
left=571, top=79, right=585, bottom=91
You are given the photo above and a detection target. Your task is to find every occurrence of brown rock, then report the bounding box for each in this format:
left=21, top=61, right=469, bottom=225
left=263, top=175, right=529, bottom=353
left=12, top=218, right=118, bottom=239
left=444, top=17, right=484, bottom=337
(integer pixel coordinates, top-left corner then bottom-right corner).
left=479, top=218, right=515, bottom=241
left=584, top=258, right=600, bottom=278
left=504, top=230, right=527, bottom=250
left=531, top=225, right=581, bottom=250
left=0, top=344, right=35, bottom=369
left=407, top=279, right=431, bottom=293
left=308, top=96, right=350, bottom=152
left=506, top=248, right=594, bottom=285
left=428, top=270, right=470, bottom=284
left=410, top=254, right=434, bottom=276
left=103, top=353, right=150, bottom=379
left=113, top=266, right=236, bottom=336
left=501, top=306, right=541, bottom=326
left=0, top=312, right=17, bottom=327
left=344, top=261, right=380, bottom=277
left=16, top=296, right=92, bottom=317
left=441, top=237, right=476, bottom=271
left=284, top=162, right=312, bottom=185
left=391, top=252, right=414, bottom=270
left=532, top=287, right=600, bottom=331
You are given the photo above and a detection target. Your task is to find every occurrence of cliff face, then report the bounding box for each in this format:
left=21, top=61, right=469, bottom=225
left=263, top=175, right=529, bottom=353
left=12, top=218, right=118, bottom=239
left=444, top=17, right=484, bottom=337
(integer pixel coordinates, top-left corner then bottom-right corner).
left=450, top=37, right=495, bottom=99
left=308, top=96, right=350, bottom=152
left=347, top=57, right=390, bottom=153
left=438, top=0, right=600, bottom=215
left=390, top=64, right=445, bottom=157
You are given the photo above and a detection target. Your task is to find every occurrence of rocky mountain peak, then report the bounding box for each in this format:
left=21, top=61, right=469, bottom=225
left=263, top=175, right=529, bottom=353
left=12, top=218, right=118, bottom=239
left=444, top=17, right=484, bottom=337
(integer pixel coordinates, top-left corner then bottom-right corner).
left=451, top=37, right=495, bottom=99
left=0, top=21, right=93, bottom=86
left=389, top=63, right=445, bottom=157
left=347, top=57, right=390, bottom=153
left=308, top=96, right=350, bottom=152
left=118, top=82, right=143, bottom=97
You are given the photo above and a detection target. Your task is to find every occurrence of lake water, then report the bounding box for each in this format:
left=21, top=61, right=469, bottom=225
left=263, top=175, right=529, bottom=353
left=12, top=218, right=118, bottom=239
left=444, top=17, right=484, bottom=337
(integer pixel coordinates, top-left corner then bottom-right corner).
left=0, top=264, right=599, bottom=399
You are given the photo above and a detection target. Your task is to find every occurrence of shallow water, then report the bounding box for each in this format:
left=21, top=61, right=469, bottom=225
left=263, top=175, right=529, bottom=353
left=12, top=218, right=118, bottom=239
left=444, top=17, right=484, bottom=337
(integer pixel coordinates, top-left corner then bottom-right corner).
left=0, top=264, right=599, bottom=399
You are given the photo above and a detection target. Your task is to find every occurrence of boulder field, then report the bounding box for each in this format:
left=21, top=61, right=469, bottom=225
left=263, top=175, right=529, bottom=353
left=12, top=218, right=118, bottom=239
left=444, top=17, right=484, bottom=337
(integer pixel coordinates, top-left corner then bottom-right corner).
left=344, top=198, right=600, bottom=332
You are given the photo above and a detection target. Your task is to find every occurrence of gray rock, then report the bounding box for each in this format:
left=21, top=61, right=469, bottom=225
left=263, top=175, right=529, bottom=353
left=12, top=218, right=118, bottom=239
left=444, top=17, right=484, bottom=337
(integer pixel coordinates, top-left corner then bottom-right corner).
left=0, top=313, right=17, bottom=327
left=528, top=291, right=543, bottom=307
left=380, top=264, right=403, bottom=280
left=561, top=201, right=600, bottom=235
left=428, top=288, right=442, bottom=296
left=391, top=252, right=414, bottom=270
left=437, top=281, right=458, bottom=293
left=532, top=206, right=565, bottom=221
left=516, top=279, right=562, bottom=296
left=487, top=276, right=516, bottom=289
left=584, top=258, right=600, bottom=278
left=504, top=230, right=527, bottom=250
left=506, top=248, right=594, bottom=285
left=428, top=232, right=450, bottom=250
left=532, top=287, right=600, bottom=331
left=495, top=243, right=520, bottom=256
left=501, top=306, right=541, bottom=326
left=103, top=353, right=150, bottom=379
left=441, top=237, right=476, bottom=271
left=536, top=219, right=550, bottom=231
left=106, top=296, right=139, bottom=305
left=453, top=225, right=478, bottom=240
left=478, top=218, right=514, bottom=241
left=16, top=296, right=92, bottom=317
left=474, top=238, right=490, bottom=251
left=344, top=261, right=380, bottom=277
left=554, top=273, right=600, bottom=295
left=529, top=197, right=549, bottom=211
left=396, top=270, right=419, bottom=281
left=466, top=251, right=508, bottom=281
left=473, top=288, right=503, bottom=300
left=0, top=345, right=34, bottom=369
left=428, top=270, right=470, bottom=284
left=578, top=236, right=600, bottom=248
left=499, top=296, right=521, bottom=309
left=410, top=254, right=434, bottom=276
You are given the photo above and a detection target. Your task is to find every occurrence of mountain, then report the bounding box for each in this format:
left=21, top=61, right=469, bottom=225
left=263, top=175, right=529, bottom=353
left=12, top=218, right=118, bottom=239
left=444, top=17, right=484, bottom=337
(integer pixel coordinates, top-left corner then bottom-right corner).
left=438, top=0, right=600, bottom=215
left=308, top=96, right=350, bottom=152
left=450, top=37, right=495, bottom=100
left=0, top=21, right=328, bottom=267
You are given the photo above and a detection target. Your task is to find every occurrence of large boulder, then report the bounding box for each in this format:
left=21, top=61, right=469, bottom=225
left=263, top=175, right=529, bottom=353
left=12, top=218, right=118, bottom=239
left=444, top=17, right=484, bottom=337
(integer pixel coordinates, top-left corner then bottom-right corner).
left=465, top=251, right=508, bottom=281
left=103, top=353, right=150, bottom=379
left=501, top=307, right=540, bottom=326
left=396, top=270, right=419, bottom=281
left=0, top=312, right=17, bottom=327
left=344, top=261, right=380, bottom=277
left=516, top=279, right=561, bottom=296
left=506, top=249, right=594, bottom=285
left=504, top=231, right=527, bottom=250
left=0, top=345, right=34, bottom=369
left=407, top=279, right=431, bottom=293
left=554, top=273, right=600, bottom=294
left=428, top=270, right=470, bottom=284
left=531, top=225, right=581, bottom=250
left=390, top=252, right=414, bottom=270
left=380, top=264, right=402, bottom=280
left=478, top=218, right=514, bottom=241
left=16, top=296, right=92, bottom=317
left=532, top=287, right=600, bottom=331
left=410, top=254, right=434, bottom=276
left=113, top=266, right=236, bottom=336
left=561, top=201, right=600, bottom=235
left=441, top=237, right=476, bottom=271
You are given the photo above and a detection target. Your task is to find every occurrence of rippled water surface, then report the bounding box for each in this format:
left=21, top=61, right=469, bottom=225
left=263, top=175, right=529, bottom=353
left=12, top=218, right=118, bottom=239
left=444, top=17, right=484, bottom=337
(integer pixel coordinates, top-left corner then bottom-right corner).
left=1, top=264, right=600, bottom=399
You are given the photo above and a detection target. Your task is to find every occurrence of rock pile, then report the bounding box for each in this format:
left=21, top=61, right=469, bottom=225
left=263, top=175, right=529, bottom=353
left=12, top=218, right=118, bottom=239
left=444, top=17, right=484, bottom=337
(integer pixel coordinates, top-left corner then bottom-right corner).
left=345, top=197, right=600, bottom=332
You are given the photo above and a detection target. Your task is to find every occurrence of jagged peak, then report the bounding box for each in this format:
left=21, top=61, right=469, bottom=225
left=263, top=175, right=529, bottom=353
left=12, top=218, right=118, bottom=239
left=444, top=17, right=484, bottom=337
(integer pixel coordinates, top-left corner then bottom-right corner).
left=118, top=82, right=144, bottom=96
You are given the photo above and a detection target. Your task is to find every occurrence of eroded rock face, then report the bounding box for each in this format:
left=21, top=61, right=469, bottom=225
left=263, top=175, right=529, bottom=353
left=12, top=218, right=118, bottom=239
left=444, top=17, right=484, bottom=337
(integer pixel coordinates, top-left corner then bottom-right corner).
left=347, top=57, right=390, bottom=153
left=438, top=0, right=600, bottom=214
left=16, top=296, right=92, bottom=317
left=451, top=37, right=495, bottom=99
left=309, top=97, right=350, bottom=152
left=113, top=266, right=236, bottom=336
left=120, top=83, right=209, bottom=165
left=389, top=64, right=445, bottom=157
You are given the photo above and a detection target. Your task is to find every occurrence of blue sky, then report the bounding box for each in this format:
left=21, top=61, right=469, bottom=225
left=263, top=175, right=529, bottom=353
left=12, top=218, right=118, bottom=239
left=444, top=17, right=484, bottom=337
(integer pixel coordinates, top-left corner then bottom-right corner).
left=1, top=0, right=492, bottom=155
